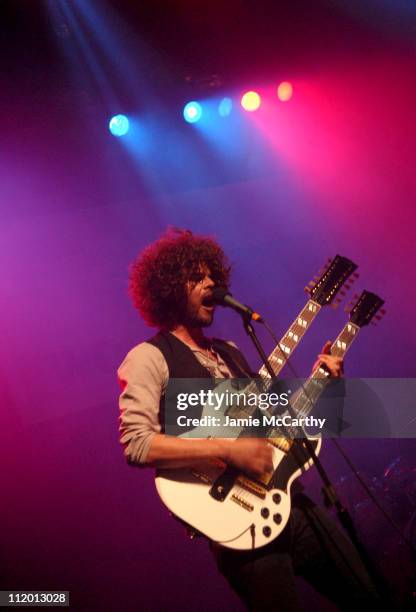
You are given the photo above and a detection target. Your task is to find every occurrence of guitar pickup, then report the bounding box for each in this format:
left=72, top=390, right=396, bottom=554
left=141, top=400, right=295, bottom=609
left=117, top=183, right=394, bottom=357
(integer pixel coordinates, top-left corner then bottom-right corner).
left=190, top=469, right=212, bottom=484
left=236, top=476, right=267, bottom=499
left=269, top=437, right=293, bottom=453
left=231, top=494, right=254, bottom=512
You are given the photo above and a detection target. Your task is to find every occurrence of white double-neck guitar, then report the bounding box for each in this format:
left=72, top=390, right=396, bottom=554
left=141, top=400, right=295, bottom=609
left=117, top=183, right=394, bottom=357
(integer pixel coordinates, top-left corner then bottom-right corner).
left=156, top=277, right=386, bottom=550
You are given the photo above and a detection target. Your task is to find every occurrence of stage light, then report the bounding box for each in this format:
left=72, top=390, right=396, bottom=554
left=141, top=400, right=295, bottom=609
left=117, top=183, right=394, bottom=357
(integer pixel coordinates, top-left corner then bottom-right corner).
left=277, top=81, right=293, bottom=102
left=109, top=114, right=130, bottom=136
left=218, top=97, right=233, bottom=117
left=183, top=101, right=202, bottom=123
left=241, top=91, right=261, bottom=112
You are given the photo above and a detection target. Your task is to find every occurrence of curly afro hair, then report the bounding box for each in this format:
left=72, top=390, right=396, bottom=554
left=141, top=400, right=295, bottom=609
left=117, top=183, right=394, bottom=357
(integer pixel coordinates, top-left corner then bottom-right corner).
left=129, top=228, right=231, bottom=328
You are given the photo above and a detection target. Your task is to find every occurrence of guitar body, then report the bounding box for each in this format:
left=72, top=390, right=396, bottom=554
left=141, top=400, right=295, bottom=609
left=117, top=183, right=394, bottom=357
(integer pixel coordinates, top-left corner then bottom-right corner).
left=156, top=435, right=321, bottom=550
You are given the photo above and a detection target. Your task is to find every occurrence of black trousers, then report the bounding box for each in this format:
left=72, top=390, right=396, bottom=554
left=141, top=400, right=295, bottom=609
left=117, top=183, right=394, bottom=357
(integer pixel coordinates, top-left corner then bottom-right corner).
left=214, top=494, right=382, bottom=611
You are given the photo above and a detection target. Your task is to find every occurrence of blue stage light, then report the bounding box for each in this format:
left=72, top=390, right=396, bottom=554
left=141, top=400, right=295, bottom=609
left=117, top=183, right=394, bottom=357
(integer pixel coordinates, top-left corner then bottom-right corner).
left=183, top=101, right=202, bottom=123
left=109, top=114, right=130, bottom=136
left=218, top=97, right=233, bottom=117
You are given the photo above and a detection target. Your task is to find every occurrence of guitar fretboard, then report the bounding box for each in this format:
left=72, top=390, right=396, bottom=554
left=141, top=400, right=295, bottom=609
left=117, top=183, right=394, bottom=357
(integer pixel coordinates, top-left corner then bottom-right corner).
left=259, top=300, right=321, bottom=380
left=226, top=300, right=322, bottom=420
left=288, top=320, right=360, bottom=421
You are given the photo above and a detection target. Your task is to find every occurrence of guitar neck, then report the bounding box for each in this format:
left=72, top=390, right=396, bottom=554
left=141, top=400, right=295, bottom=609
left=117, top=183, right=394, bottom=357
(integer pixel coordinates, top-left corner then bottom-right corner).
left=231, top=300, right=323, bottom=418
left=259, top=299, right=322, bottom=380
left=289, top=320, right=360, bottom=419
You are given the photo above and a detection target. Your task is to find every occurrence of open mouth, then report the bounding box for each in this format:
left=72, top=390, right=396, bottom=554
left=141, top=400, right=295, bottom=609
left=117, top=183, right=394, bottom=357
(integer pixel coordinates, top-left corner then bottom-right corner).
left=202, top=295, right=214, bottom=307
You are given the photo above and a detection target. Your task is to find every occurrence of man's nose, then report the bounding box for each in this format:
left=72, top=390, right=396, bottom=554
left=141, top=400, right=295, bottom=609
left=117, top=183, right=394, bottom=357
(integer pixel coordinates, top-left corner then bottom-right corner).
left=203, top=275, right=215, bottom=288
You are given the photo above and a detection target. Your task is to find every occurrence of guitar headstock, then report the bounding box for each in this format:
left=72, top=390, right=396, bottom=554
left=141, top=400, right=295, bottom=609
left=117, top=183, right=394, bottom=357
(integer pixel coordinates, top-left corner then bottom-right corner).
left=348, top=290, right=385, bottom=327
left=305, top=255, right=358, bottom=307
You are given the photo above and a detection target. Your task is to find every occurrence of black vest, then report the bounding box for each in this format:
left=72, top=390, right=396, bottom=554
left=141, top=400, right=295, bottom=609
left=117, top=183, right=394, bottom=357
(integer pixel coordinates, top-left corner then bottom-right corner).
left=147, top=331, right=255, bottom=379
left=146, top=331, right=255, bottom=434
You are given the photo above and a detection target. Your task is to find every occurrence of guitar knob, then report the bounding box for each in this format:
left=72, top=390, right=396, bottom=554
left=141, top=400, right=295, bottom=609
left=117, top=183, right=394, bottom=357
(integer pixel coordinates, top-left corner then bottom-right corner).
left=263, top=526, right=272, bottom=537
left=272, top=493, right=281, bottom=504
left=273, top=513, right=282, bottom=524
left=261, top=507, right=270, bottom=519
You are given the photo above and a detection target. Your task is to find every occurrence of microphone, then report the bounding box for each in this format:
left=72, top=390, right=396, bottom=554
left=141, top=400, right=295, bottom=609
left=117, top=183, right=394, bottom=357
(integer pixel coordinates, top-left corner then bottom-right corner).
left=212, top=287, right=263, bottom=322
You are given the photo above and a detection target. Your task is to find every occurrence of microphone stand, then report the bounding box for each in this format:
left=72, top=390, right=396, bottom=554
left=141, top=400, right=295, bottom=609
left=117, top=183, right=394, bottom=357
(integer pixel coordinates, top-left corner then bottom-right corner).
left=241, top=312, right=390, bottom=604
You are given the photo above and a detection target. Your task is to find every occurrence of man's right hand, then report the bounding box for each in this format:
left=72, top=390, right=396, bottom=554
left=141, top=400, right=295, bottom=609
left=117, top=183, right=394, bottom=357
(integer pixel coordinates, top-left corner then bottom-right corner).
left=224, top=438, right=274, bottom=478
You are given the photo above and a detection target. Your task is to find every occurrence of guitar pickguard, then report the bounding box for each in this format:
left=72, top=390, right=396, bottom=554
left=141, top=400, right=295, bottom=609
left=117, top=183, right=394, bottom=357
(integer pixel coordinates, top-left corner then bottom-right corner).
left=272, top=438, right=320, bottom=492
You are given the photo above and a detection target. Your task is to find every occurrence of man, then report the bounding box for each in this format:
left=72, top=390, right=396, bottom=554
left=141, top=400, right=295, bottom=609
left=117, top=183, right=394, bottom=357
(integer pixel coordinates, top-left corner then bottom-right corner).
left=118, top=228, right=379, bottom=611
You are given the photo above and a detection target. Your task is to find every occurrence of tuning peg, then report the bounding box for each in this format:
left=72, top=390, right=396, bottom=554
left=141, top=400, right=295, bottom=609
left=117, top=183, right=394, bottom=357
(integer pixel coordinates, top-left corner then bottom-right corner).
left=344, top=306, right=352, bottom=313
left=380, top=308, right=386, bottom=316
left=304, top=286, right=311, bottom=294
left=344, top=277, right=357, bottom=290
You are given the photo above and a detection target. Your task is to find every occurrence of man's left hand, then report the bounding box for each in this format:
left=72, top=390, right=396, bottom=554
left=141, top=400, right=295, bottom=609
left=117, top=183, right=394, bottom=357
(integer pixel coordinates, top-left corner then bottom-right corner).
left=312, top=340, right=344, bottom=377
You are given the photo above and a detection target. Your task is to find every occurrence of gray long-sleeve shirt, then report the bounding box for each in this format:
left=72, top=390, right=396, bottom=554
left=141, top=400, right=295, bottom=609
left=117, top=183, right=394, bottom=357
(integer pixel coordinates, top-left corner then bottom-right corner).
left=117, top=339, right=235, bottom=465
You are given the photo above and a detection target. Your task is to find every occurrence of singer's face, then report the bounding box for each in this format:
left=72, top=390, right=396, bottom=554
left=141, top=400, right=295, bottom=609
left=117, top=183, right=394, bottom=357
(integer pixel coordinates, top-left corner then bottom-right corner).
left=184, top=264, right=216, bottom=327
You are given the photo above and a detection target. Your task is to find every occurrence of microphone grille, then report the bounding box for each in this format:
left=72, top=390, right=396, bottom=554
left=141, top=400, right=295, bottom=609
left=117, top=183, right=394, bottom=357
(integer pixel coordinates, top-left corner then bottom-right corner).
left=212, top=286, right=229, bottom=304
